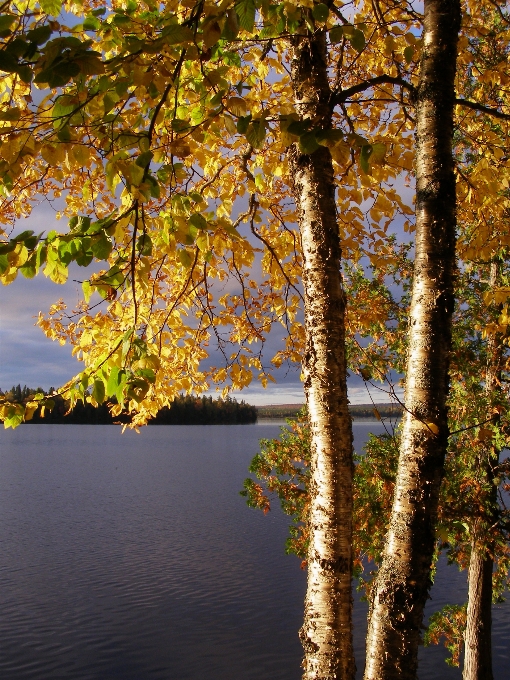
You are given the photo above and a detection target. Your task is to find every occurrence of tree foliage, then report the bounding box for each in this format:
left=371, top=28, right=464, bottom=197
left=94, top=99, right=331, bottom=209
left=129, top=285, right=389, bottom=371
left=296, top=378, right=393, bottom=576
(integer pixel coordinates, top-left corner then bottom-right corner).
left=1, top=0, right=510, bottom=676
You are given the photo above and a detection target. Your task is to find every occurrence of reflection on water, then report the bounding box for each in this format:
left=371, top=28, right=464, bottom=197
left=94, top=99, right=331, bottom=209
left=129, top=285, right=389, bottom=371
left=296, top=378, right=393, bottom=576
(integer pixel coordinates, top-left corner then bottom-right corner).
left=0, top=423, right=507, bottom=680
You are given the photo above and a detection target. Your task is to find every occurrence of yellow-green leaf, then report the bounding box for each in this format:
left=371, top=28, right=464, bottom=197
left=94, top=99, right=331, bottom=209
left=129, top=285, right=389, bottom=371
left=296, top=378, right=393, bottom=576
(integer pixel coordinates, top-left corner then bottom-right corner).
left=40, top=0, right=62, bottom=17
left=178, top=249, right=193, bottom=268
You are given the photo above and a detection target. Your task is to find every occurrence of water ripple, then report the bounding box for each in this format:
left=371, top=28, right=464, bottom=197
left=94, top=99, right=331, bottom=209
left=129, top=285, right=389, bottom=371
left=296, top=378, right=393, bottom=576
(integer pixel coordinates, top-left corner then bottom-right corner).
left=0, top=423, right=507, bottom=680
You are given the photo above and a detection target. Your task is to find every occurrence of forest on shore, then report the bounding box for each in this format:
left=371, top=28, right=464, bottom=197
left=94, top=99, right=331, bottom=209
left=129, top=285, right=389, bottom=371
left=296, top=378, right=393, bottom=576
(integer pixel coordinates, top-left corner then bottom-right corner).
left=0, top=386, right=257, bottom=425
left=258, top=403, right=403, bottom=420
left=1, top=385, right=402, bottom=424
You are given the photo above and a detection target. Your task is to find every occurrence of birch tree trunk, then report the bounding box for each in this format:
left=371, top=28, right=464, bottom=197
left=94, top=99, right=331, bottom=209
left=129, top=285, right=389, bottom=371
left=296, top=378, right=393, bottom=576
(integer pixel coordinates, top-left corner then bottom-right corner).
left=463, top=261, right=502, bottom=680
left=463, top=546, right=494, bottom=680
left=363, top=2, right=461, bottom=678
left=288, top=29, right=355, bottom=680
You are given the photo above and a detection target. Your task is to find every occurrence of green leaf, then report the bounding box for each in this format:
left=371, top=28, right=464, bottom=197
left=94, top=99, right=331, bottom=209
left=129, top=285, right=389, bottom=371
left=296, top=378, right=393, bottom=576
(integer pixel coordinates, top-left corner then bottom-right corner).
left=237, top=114, right=251, bottom=134
left=20, top=261, right=36, bottom=278
left=189, top=213, right=208, bottom=231
left=145, top=174, right=161, bottom=199
left=178, top=249, right=193, bottom=268
left=161, top=23, right=193, bottom=45
left=16, top=65, right=33, bottom=83
left=299, top=131, right=320, bottom=155
left=404, top=45, right=414, bottom=64
left=0, top=252, right=9, bottom=274
left=103, top=93, right=119, bottom=115
left=106, top=366, right=121, bottom=398
left=137, top=368, right=156, bottom=383
left=91, top=233, right=112, bottom=260
left=35, top=244, right=47, bottom=269
left=52, top=96, right=76, bottom=125
left=312, top=3, right=329, bottom=22
left=186, top=223, right=198, bottom=244
left=57, top=125, right=72, bottom=142
left=286, top=119, right=311, bottom=136
left=0, top=51, right=19, bottom=73
left=27, top=25, right=52, bottom=45
left=5, top=37, right=27, bottom=58
left=40, top=0, right=62, bottom=16
left=0, top=15, right=16, bottom=33
left=76, top=249, right=93, bottom=267
left=246, top=119, right=266, bottom=149
left=112, top=13, right=131, bottom=27
left=0, top=107, right=21, bottom=121
left=360, top=144, right=372, bottom=175
left=129, top=162, right=145, bottom=186
left=82, top=280, right=93, bottom=302
left=370, top=143, right=387, bottom=165
left=196, top=232, right=209, bottom=252
left=136, top=233, right=152, bottom=256
left=170, top=118, right=189, bottom=133
left=135, top=150, right=154, bottom=168
left=348, top=28, right=365, bottom=53
left=222, top=8, right=240, bottom=41
left=83, top=15, right=101, bottom=31
left=127, top=377, right=150, bottom=403
left=115, top=371, right=127, bottom=404
left=0, top=241, right=15, bottom=254
left=236, top=0, right=256, bottom=33
left=92, top=379, right=106, bottom=404
left=36, top=61, right=80, bottom=87
left=315, top=128, right=344, bottom=145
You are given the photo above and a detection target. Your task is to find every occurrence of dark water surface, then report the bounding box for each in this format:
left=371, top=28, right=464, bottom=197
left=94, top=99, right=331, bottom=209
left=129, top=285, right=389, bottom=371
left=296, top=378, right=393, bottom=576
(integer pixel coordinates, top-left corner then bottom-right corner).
left=0, top=423, right=508, bottom=679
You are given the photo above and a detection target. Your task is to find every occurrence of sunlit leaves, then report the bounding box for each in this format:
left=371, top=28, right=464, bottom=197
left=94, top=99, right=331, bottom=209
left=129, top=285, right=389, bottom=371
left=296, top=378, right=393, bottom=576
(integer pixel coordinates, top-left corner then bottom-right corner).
left=359, top=143, right=387, bottom=175
left=168, top=140, right=192, bottom=158
left=40, top=0, right=62, bottom=17
left=0, top=0, right=504, bottom=433
left=227, top=96, right=247, bottom=116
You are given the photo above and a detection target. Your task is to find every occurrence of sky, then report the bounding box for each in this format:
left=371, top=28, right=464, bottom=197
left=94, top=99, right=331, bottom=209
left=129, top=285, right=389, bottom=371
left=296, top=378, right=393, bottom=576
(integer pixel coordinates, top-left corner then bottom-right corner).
left=0, top=170, right=412, bottom=407
left=0, top=247, right=399, bottom=406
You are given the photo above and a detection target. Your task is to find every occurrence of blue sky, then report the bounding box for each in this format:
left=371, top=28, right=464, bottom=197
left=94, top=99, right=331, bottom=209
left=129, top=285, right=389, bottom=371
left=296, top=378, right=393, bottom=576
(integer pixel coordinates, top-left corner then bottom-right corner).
left=0, top=181, right=411, bottom=406
left=1, top=261, right=396, bottom=405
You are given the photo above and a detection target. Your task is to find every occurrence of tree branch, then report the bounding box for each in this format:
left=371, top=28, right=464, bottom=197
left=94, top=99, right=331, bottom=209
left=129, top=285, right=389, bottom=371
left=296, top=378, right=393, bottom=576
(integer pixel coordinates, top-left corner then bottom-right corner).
left=332, top=75, right=415, bottom=106
left=332, top=77, right=510, bottom=121
left=455, top=98, right=510, bottom=120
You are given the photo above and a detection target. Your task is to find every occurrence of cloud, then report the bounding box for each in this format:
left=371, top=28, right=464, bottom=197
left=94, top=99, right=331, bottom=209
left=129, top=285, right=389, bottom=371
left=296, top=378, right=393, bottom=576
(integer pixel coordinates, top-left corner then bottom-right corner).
left=0, top=266, right=83, bottom=390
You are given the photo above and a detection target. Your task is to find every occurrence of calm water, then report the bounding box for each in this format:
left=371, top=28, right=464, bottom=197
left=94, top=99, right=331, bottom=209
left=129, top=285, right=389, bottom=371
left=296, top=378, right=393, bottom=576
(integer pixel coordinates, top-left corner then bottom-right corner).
left=0, top=422, right=507, bottom=679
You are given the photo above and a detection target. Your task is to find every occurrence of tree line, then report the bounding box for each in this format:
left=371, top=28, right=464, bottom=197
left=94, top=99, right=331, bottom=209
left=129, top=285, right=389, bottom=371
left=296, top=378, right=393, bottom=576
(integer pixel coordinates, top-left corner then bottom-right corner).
left=0, top=1, right=508, bottom=679
left=0, top=387, right=257, bottom=424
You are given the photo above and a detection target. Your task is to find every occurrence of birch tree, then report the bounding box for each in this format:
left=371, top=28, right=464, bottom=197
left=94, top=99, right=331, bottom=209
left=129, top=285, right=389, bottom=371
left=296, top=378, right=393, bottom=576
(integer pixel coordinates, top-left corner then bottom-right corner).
left=287, top=27, right=355, bottom=679
left=363, top=1, right=461, bottom=678
left=1, top=2, right=510, bottom=679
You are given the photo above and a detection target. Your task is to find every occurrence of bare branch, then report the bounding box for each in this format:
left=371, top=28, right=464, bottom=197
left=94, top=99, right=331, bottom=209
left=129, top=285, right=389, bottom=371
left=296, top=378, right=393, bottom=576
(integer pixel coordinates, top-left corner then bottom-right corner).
left=455, top=98, right=510, bottom=120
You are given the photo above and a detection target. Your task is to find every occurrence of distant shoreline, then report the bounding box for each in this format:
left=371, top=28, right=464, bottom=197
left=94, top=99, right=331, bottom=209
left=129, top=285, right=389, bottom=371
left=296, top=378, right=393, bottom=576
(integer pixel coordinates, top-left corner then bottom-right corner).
left=256, top=403, right=403, bottom=421
left=2, top=389, right=402, bottom=426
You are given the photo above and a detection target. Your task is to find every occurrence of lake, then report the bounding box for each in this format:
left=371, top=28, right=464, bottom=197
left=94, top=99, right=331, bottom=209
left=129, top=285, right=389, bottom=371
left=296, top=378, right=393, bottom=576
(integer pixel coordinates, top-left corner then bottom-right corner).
left=0, top=422, right=508, bottom=679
